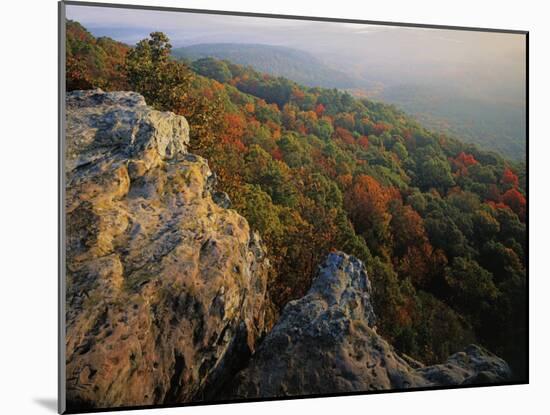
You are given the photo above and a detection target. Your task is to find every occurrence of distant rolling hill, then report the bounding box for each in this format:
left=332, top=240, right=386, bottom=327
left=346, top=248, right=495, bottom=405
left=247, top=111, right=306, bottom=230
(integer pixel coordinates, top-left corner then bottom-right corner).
left=173, top=43, right=525, bottom=161
left=172, top=43, right=358, bottom=89
left=377, top=84, right=526, bottom=161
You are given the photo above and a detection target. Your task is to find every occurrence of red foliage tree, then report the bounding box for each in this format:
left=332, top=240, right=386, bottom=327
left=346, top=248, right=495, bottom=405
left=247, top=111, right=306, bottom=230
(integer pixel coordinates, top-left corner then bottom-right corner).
left=502, top=188, right=526, bottom=220
left=233, top=139, right=246, bottom=153
left=271, top=147, right=283, bottom=161
left=487, top=200, right=508, bottom=211
left=456, top=152, right=478, bottom=167
left=357, top=135, right=369, bottom=150
left=453, top=152, right=478, bottom=176
left=502, top=167, right=519, bottom=188
left=373, top=122, right=391, bottom=135
left=314, top=103, right=325, bottom=117
left=295, top=122, right=306, bottom=135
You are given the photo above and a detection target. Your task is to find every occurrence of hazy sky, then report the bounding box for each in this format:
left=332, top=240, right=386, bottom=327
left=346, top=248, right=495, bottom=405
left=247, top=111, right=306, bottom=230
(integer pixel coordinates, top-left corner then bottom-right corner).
left=66, top=4, right=526, bottom=102
left=66, top=4, right=395, bottom=47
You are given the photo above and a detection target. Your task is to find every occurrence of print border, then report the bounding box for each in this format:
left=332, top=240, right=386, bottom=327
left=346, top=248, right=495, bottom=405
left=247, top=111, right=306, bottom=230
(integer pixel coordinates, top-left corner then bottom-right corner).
left=58, top=1, right=529, bottom=413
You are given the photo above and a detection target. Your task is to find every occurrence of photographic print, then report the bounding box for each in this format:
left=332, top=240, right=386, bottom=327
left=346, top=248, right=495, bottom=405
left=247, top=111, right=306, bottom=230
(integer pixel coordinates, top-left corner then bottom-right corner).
left=59, top=1, right=528, bottom=413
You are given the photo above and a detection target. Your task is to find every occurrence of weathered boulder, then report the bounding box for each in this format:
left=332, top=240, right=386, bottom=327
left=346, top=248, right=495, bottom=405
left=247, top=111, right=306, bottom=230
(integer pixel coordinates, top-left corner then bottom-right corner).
left=228, top=252, right=511, bottom=398
left=65, top=90, right=270, bottom=409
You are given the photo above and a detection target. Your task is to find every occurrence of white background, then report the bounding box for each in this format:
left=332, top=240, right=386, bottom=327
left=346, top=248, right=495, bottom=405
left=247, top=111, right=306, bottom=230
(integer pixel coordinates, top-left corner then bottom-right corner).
left=0, top=0, right=546, bottom=413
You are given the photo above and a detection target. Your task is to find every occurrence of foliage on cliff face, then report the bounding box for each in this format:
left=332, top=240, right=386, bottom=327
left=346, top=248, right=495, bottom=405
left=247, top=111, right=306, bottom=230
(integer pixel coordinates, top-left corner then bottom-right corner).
left=66, top=22, right=527, bottom=378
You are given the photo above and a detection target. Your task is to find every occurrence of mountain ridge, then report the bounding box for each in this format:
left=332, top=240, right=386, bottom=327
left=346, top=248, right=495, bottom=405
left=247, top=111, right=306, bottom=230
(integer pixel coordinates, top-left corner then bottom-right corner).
left=172, top=42, right=359, bottom=89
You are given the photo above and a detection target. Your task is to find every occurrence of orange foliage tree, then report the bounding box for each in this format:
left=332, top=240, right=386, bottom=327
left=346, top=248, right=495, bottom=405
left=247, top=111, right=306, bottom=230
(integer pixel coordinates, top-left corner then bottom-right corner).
left=344, top=175, right=397, bottom=256
left=334, top=127, right=355, bottom=145
left=390, top=202, right=446, bottom=285
left=222, top=113, right=246, bottom=143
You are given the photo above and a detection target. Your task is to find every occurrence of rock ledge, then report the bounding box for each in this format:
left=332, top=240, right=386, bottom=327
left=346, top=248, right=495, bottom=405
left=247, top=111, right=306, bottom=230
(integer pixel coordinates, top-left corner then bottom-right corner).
left=228, top=252, right=511, bottom=398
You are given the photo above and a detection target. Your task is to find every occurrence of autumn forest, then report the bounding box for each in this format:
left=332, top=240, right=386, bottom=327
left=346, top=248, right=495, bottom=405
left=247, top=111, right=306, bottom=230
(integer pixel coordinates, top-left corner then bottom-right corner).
left=65, top=18, right=527, bottom=383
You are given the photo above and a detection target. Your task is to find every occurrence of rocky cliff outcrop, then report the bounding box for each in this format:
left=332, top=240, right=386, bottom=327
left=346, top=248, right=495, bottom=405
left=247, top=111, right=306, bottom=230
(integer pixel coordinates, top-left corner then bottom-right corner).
left=228, top=252, right=511, bottom=398
left=65, top=90, right=270, bottom=409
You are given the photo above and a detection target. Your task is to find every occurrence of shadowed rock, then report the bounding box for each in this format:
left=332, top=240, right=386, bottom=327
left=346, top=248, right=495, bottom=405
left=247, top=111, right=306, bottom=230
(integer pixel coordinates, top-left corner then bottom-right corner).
left=227, top=252, right=511, bottom=399
left=65, top=90, right=270, bottom=409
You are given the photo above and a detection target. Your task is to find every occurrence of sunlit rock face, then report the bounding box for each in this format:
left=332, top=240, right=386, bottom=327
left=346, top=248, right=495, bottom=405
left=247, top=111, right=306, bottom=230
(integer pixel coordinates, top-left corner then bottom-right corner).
left=65, top=89, right=270, bottom=409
